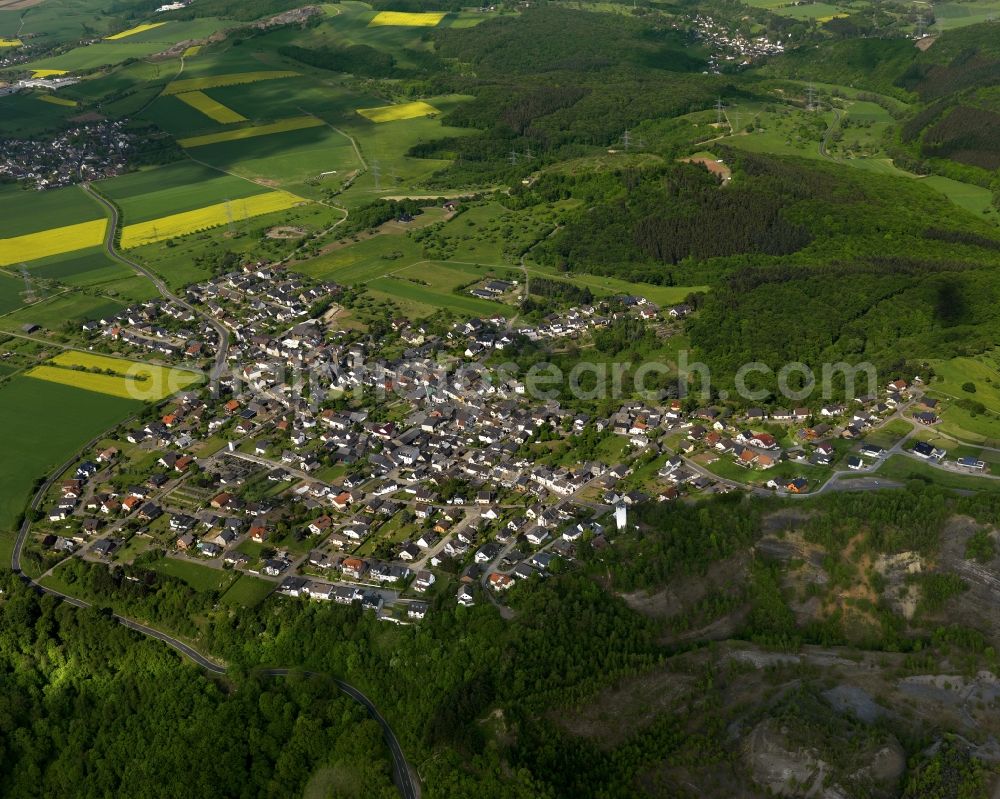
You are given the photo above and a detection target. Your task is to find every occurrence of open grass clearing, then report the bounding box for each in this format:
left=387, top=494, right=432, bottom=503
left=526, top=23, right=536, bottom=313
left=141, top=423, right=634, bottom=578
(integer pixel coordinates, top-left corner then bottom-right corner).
left=0, top=291, right=126, bottom=332
left=367, top=273, right=512, bottom=318
left=151, top=557, right=235, bottom=592
left=37, top=93, right=78, bottom=107
left=927, top=355, right=1000, bottom=411
left=526, top=264, right=707, bottom=306
left=868, top=454, right=1000, bottom=491
left=862, top=418, right=912, bottom=449
left=218, top=573, right=275, bottom=606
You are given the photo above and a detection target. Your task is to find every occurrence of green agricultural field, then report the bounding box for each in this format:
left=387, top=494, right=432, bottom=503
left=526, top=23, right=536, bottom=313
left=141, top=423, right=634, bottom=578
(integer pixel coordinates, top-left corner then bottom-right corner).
left=0, top=291, right=126, bottom=332
left=0, top=376, right=140, bottom=531
left=779, top=3, right=851, bottom=19
left=933, top=0, right=1000, bottom=30
left=26, top=248, right=133, bottom=289
left=742, top=0, right=859, bottom=19
left=336, top=97, right=478, bottom=200
left=136, top=93, right=239, bottom=138
left=181, top=124, right=361, bottom=190
left=62, top=60, right=172, bottom=103
left=184, top=74, right=369, bottom=125
left=97, top=162, right=270, bottom=224
left=0, top=184, right=103, bottom=238
left=150, top=557, right=235, bottom=592
left=22, top=42, right=169, bottom=72
left=0, top=92, right=82, bottom=136
left=0, top=272, right=27, bottom=315
left=0, top=0, right=120, bottom=49
left=104, top=17, right=230, bottom=43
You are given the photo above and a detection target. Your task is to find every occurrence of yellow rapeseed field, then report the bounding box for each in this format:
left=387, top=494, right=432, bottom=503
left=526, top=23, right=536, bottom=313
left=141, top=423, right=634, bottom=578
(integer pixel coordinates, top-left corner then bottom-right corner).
left=37, top=94, right=78, bottom=107
left=0, top=38, right=22, bottom=47
left=0, top=219, right=106, bottom=267
left=175, top=90, right=246, bottom=124
left=176, top=115, right=323, bottom=148
left=357, top=100, right=439, bottom=123
left=27, top=351, right=201, bottom=400
left=368, top=11, right=445, bottom=26
left=104, top=22, right=166, bottom=40
left=31, top=69, right=68, bottom=77
left=183, top=45, right=201, bottom=56
left=164, top=70, right=300, bottom=95
left=120, top=190, right=307, bottom=248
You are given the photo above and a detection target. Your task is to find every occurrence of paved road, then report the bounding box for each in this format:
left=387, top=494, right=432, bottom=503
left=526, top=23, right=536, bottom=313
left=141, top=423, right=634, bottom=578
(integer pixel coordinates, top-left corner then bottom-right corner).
left=261, top=669, right=419, bottom=799
left=83, top=184, right=231, bottom=386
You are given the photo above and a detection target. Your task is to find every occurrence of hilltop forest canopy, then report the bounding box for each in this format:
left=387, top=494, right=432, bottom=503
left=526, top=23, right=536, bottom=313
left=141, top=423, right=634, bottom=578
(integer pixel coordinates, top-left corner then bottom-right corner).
left=400, top=7, right=727, bottom=184
left=500, top=147, right=1000, bottom=392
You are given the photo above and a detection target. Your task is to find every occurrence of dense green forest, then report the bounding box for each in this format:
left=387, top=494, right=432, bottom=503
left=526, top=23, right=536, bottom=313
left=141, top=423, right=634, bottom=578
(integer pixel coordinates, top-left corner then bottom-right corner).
left=400, top=7, right=730, bottom=185
left=0, top=576, right=397, bottom=799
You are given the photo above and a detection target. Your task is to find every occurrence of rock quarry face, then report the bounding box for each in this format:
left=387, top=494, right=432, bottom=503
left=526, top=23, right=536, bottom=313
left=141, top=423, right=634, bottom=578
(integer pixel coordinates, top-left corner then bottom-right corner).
left=743, top=717, right=905, bottom=799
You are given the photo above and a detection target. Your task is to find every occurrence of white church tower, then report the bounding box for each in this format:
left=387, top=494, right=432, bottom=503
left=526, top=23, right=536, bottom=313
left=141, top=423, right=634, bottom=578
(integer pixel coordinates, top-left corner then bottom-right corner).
left=615, top=502, right=627, bottom=531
